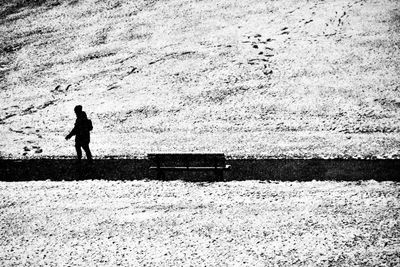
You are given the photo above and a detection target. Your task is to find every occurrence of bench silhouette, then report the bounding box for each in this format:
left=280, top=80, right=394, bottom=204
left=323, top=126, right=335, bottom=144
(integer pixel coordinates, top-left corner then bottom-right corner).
left=148, top=153, right=231, bottom=180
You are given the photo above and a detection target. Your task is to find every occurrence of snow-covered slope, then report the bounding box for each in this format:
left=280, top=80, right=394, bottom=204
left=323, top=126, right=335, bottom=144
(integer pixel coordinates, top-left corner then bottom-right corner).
left=1, top=0, right=399, bottom=158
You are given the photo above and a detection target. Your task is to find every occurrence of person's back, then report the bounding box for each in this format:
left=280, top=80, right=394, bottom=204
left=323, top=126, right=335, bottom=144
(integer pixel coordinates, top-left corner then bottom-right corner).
left=74, top=111, right=92, bottom=144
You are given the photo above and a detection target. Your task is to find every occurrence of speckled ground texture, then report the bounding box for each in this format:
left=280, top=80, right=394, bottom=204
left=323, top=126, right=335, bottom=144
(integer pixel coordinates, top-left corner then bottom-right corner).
left=1, top=180, right=399, bottom=266
left=1, top=0, right=399, bottom=159
left=1, top=0, right=400, bottom=266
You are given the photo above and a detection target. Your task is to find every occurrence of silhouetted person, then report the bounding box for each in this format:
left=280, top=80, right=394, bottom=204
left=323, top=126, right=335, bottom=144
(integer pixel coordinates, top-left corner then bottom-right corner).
left=66, top=105, right=93, bottom=162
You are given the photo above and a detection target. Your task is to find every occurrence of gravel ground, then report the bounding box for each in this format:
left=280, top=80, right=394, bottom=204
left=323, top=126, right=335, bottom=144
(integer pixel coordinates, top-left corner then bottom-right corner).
left=1, top=180, right=399, bottom=266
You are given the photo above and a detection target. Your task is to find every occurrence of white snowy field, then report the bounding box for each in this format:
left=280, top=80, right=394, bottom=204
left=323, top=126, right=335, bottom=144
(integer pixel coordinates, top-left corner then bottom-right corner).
left=1, top=180, right=399, bottom=266
left=1, top=0, right=400, bottom=159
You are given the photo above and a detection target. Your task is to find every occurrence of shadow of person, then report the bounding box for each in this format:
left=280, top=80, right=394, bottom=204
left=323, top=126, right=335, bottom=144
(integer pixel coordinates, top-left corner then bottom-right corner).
left=65, top=105, right=93, bottom=163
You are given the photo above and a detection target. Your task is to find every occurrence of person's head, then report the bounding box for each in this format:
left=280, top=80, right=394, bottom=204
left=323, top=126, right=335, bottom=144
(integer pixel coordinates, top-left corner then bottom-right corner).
left=74, top=105, right=83, bottom=117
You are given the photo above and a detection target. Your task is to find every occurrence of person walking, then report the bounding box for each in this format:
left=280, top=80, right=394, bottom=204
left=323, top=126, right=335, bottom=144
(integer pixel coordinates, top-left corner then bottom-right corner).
left=66, top=105, right=93, bottom=162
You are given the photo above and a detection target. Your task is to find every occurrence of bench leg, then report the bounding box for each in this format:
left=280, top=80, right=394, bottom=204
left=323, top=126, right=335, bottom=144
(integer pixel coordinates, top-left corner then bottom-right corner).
left=157, top=170, right=165, bottom=180
left=215, top=170, right=223, bottom=181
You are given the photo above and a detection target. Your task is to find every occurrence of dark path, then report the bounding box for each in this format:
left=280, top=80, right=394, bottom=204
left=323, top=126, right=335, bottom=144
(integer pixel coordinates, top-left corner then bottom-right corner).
left=0, top=158, right=398, bottom=181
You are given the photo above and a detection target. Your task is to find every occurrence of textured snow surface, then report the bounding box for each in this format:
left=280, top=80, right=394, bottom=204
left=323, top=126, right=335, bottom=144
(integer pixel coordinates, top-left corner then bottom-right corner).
left=1, top=180, right=399, bottom=266
left=1, top=0, right=400, bottom=159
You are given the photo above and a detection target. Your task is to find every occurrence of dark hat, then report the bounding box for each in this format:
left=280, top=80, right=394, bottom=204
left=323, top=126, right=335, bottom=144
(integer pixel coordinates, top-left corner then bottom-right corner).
left=74, top=105, right=83, bottom=113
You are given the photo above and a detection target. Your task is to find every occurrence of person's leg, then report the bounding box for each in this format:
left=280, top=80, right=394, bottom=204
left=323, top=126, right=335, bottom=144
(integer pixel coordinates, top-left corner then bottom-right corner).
left=75, top=143, right=82, bottom=160
left=82, top=143, right=92, bottom=161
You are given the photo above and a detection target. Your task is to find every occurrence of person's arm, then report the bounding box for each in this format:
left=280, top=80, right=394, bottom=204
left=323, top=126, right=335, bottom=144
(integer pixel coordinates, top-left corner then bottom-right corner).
left=65, top=123, right=77, bottom=140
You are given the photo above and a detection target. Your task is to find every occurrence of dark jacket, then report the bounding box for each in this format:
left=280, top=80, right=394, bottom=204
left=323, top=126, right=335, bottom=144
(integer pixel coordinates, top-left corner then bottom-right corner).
left=67, top=112, right=93, bottom=144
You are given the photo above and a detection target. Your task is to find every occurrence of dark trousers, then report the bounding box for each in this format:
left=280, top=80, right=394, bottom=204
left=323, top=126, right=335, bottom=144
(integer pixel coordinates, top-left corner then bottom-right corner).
left=75, top=142, right=92, bottom=161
